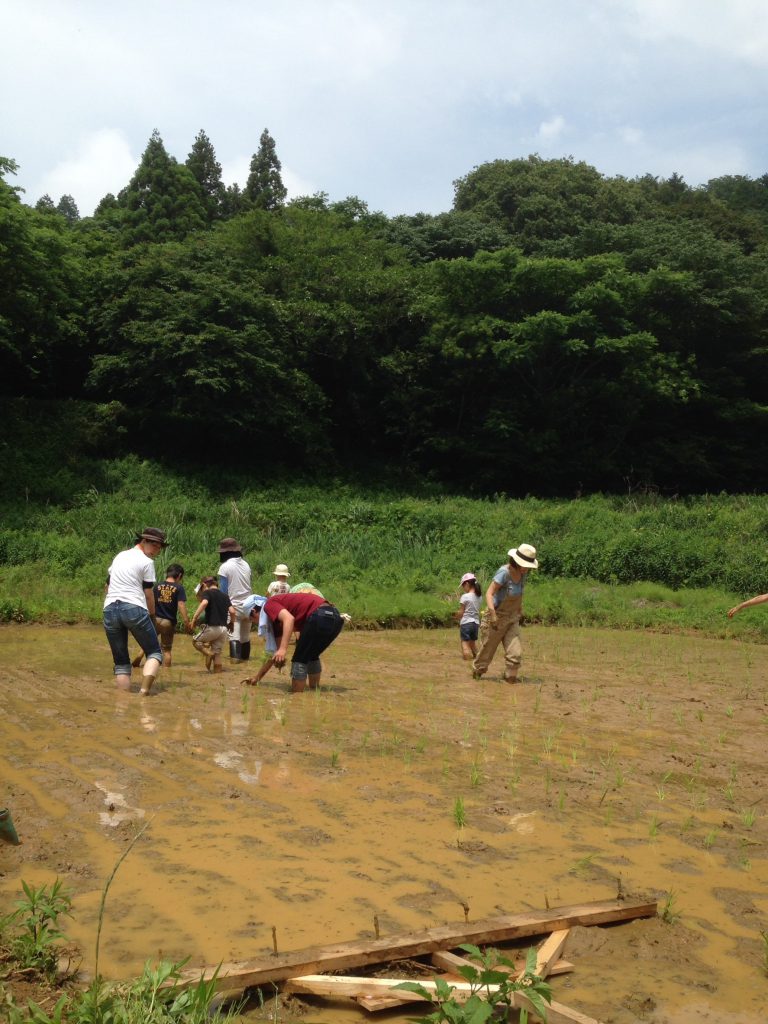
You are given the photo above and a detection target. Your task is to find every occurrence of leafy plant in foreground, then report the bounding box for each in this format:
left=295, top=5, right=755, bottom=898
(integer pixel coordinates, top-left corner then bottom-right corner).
left=1, top=878, right=72, bottom=980
left=394, top=943, right=551, bottom=1024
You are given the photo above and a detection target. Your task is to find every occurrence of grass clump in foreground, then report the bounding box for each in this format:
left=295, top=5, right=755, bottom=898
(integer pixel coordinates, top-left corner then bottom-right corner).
left=0, top=877, right=239, bottom=1024
left=1, top=455, right=768, bottom=641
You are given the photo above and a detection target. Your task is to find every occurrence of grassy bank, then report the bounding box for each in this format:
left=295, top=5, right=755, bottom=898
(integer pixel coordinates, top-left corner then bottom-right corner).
left=1, top=456, right=767, bottom=641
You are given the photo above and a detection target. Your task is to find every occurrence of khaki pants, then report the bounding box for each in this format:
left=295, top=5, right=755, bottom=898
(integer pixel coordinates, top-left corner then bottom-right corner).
left=472, top=595, right=522, bottom=679
left=156, top=617, right=176, bottom=654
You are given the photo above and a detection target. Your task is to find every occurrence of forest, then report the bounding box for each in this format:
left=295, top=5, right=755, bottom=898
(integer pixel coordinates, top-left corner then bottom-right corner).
left=2, top=128, right=768, bottom=498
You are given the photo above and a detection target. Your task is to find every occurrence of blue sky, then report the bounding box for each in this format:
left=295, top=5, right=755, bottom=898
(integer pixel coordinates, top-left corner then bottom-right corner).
left=3, top=0, right=768, bottom=216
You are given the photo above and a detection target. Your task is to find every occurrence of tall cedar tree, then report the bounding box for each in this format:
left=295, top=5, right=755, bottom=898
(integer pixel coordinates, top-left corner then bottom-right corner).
left=245, top=128, right=287, bottom=210
left=185, top=129, right=225, bottom=223
left=116, top=129, right=207, bottom=244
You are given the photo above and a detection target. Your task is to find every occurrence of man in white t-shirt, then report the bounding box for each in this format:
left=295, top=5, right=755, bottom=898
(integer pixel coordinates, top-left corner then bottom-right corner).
left=103, top=527, right=167, bottom=694
left=217, top=537, right=254, bottom=661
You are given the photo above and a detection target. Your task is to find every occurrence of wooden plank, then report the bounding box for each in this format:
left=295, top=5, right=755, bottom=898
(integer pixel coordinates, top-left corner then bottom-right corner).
left=177, top=898, right=655, bottom=992
left=286, top=975, right=603, bottom=1023
left=356, top=992, right=415, bottom=1011
left=430, top=949, right=573, bottom=977
left=535, top=929, right=570, bottom=978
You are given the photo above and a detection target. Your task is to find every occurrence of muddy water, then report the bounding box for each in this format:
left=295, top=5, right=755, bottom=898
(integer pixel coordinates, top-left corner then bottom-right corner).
left=1, top=623, right=767, bottom=1022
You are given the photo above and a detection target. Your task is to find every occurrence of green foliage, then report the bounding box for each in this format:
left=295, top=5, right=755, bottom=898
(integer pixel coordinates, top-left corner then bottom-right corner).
left=109, top=130, right=208, bottom=245
left=3, top=144, right=768, bottom=491
left=245, top=127, right=287, bottom=210
left=1, top=879, right=72, bottom=980
left=394, top=944, right=551, bottom=1024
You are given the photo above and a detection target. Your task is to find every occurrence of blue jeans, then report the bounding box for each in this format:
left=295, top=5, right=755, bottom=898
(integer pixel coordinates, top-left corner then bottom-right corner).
left=104, top=601, right=163, bottom=676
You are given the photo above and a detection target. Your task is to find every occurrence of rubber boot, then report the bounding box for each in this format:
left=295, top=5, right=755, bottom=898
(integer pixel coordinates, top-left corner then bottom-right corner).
left=0, top=809, right=20, bottom=845
left=240, top=641, right=251, bottom=662
left=229, top=640, right=243, bottom=661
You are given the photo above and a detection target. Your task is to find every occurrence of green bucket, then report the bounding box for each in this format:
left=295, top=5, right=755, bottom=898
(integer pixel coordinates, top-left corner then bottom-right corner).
left=0, top=808, right=20, bottom=845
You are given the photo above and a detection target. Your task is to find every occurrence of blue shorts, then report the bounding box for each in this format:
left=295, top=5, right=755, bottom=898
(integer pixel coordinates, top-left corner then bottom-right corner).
left=459, top=621, right=479, bottom=642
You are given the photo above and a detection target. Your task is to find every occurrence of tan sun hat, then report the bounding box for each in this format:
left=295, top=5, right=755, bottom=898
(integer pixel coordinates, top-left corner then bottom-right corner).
left=508, top=543, right=538, bottom=569
left=273, top=563, right=291, bottom=577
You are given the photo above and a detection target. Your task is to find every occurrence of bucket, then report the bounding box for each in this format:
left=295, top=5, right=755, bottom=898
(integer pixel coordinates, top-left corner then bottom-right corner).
left=0, top=808, right=20, bottom=845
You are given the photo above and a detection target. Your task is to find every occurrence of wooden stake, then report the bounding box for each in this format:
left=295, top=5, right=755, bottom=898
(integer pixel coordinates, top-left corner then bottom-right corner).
left=373, top=915, right=380, bottom=939
left=271, top=926, right=278, bottom=956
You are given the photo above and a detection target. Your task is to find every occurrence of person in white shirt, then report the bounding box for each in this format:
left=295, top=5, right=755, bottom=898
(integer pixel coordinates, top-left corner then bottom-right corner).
left=217, top=537, right=254, bottom=661
left=267, top=563, right=291, bottom=596
left=103, top=527, right=167, bottom=695
left=456, top=572, right=481, bottom=661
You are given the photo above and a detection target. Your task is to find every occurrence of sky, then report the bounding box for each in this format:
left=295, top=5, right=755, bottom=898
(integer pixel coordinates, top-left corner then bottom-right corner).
left=3, top=0, right=768, bottom=217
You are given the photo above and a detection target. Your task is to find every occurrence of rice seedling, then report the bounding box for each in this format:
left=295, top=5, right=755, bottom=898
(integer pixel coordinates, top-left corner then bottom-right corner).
left=703, top=829, right=717, bottom=849
left=673, top=708, right=684, bottom=726
left=740, top=807, right=756, bottom=829
left=696, top=709, right=704, bottom=722
left=725, top=705, right=734, bottom=718
left=660, top=891, right=680, bottom=924
left=723, top=783, right=735, bottom=803
left=648, top=815, right=661, bottom=838
left=453, top=796, right=467, bottom=848
left=656, top=786, right=666, bottom=802
left=469, top=758, right=482, bottom=787
left=760, top=929, right=768, bottom=977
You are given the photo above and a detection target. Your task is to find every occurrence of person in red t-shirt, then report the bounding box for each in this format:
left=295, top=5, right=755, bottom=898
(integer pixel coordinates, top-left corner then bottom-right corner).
left=244, top=591, right=344, bottom=692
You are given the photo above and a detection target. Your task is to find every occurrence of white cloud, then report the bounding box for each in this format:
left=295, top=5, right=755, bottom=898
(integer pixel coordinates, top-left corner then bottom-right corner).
left=34, top=131, right=137, bottom=214
left=623, top=0, right=768, bottom=65
left=537, top=116, right=566, bottom=142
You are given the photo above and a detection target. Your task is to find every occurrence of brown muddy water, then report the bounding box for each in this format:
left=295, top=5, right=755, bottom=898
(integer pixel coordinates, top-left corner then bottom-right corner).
left=1, top=623, right=767, bottom=1023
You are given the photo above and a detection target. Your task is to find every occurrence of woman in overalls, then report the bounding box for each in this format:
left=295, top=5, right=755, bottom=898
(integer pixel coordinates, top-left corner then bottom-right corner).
left=472, top=544, right=538, bottom=684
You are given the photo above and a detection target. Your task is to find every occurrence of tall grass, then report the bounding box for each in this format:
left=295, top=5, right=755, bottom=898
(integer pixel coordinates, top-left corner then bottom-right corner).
left=1, top=455, right=767, bottom=639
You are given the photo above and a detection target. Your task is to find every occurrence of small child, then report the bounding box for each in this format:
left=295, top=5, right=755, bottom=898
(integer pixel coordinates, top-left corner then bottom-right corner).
left=457, top=572, right=481, bottom=661
left=190, top=577, right=236, bottom=673
left=132, top=563, right=191, bottom=669
left=267, top=563, right=292, bottom=597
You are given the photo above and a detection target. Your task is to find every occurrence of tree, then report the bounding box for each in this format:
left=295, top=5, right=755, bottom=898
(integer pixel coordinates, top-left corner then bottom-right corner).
left=0, top=157, right=86, bottom=398
left=185, top=129, right=225, bottom=223
left=112, top=129, right=208, bottom=244
left=245, top=128, right=287, bottom=210
left=56, top=194, right=80, bottom=224
left=35, top=194, right=56, bottom=212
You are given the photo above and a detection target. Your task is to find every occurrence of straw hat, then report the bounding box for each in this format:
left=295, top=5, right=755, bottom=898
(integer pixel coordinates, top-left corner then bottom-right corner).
left=508, top=544, right=538, bottom=569
left=273, top=564, right=291, bottom=577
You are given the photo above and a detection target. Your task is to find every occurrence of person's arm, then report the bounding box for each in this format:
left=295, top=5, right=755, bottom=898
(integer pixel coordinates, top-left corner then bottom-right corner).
left=485, top=581, right=501, bottom=625
left=274, top=609, right=296, bottom=665
left=243, top=655, right=275, bottom=686
left=144, top=582, right=156, bottom=617
left=727, top=592, right=768, bottom=618
left=190, top=598, right=209, bottom=630
left=177, top=600, right=192, bottom=631
left=218, top=574, right=228, bottom=594
left=228, top=603, right=236, bottom=630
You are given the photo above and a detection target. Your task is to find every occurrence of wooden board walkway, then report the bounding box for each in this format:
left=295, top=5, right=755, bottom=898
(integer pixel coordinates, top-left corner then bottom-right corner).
left=177, top=897, right=656, bottom=993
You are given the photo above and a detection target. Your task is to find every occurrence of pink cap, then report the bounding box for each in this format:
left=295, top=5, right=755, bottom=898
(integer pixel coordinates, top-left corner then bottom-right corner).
left=460, top=572, right=476, bottom=584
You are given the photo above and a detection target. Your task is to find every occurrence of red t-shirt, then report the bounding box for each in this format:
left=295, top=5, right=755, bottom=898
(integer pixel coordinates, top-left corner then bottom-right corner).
left=263, top=593, right=328, bottom=631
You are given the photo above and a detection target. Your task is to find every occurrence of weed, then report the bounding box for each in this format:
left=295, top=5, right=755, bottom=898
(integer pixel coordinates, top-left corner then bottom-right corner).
left=1, top=879, right=72, bottom=980
left=394, top=943, right=552, bottom=1024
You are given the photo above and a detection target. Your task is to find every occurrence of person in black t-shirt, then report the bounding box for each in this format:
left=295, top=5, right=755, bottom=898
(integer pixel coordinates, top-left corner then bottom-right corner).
left=132, top=563, right=192, bottom=669
left=190, top=577, right=236, bottom=673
